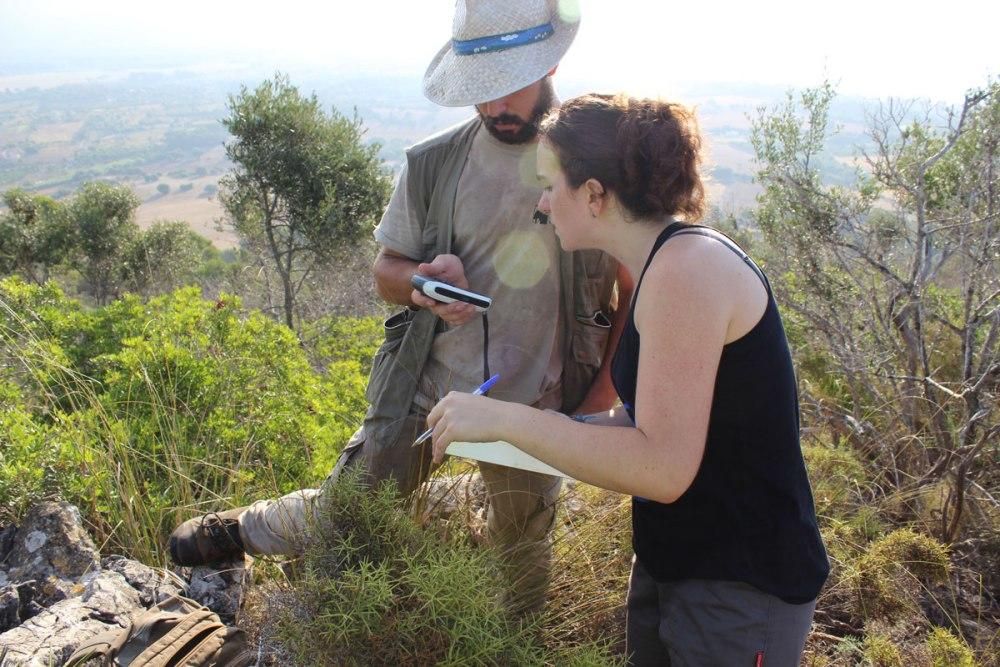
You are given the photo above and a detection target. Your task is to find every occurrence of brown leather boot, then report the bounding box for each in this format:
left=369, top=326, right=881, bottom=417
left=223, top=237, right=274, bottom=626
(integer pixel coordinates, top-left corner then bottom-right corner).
left=168, top=507, right=248, bottom=566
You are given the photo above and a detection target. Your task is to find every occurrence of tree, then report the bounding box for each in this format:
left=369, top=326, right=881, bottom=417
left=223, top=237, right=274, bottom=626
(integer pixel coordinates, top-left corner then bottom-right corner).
left=121, top=221, right=209, bottom=297
left=0, top=189, right=74, bottom=284
left=66, top=181, right=140, bottom=304
left=220, top=73, right=391, bottom=330
left=750, top=82, right=998, bottom=542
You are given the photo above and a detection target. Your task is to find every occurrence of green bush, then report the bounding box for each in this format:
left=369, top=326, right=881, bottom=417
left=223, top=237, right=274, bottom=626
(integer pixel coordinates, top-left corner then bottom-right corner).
left=303, top=314, right=382, bottom=474
left=0, top=281, right=375, bottom=563
left=852, top=528, right=951, bottom=621
left=803, top=443, right=867, bottom=517
left=925, top=627, right=976, bottom=667
left=0, top=381, right=60, bottom=522
left=270, top=469, right=621, bottom=666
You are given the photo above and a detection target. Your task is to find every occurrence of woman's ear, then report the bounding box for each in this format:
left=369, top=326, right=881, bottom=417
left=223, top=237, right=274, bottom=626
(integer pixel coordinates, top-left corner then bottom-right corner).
left=584, top=178, right=605, bottom=218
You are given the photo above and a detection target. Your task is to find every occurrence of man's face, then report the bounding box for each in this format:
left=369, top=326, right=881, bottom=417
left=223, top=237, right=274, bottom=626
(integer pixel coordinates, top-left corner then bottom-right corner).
left=476, top=77, right=554, bottom=145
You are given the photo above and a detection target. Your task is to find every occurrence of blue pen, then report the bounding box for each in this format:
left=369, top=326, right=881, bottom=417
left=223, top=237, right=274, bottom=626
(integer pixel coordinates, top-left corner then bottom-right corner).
left=412, top=373, right=500, bottom=447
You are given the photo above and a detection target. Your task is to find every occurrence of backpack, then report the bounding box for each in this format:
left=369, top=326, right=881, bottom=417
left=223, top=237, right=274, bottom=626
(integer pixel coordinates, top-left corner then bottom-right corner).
left=65, top=594, right=253, bottom=667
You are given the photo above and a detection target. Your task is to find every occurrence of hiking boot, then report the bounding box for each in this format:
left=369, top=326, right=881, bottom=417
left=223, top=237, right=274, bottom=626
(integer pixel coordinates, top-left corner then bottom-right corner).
left=169, top=507, right=248, bottom=566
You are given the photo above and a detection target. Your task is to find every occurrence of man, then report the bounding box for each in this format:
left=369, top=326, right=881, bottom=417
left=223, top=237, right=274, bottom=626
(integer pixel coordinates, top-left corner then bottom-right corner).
left=169, top=0, right=628, bottom=615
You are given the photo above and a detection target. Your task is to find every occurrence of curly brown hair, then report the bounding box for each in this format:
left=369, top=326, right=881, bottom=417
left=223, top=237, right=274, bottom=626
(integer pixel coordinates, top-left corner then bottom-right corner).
left=540, top=93, right=705, bottom=222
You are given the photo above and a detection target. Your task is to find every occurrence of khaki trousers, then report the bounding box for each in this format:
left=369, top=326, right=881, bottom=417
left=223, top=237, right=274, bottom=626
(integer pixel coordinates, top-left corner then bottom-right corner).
left=239, top=410, right=562, bottom=614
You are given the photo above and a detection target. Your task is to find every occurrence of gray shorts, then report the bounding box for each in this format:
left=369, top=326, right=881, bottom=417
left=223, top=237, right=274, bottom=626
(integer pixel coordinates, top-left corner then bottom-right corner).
left=626, top=557, right=815, bottom=667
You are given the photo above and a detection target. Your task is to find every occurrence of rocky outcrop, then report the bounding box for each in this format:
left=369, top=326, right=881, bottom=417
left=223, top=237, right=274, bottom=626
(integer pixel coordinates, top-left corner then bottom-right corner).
left=0, top=502, right=247, bottom=667
left=0, top=570, right=142, bottom=666
left=1, top=502, right=101, bottom=609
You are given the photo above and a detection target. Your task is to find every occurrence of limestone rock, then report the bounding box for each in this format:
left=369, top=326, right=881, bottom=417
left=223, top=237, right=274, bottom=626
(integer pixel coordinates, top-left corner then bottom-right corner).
left=419, top=473, right=487, bottom=522
left=185, top=556, right=251, bottom=623
left=0, top=570, right=142, bottom=667
left=102, top=555, right=185, bottom=607
left=0, top=501, right=252, bottom=664
left=0, top=582, right=42, bottom=634
left=5, top=502, right=100, bottom=609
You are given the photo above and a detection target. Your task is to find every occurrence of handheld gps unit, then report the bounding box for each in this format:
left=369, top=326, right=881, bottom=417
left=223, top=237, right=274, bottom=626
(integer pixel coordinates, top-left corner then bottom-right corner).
left=411, top=275, right=492, bottom=312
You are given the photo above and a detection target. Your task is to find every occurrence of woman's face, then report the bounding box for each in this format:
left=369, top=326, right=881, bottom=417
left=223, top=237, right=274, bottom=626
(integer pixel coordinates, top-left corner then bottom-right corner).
left=536, top=141, right=590, bottom=250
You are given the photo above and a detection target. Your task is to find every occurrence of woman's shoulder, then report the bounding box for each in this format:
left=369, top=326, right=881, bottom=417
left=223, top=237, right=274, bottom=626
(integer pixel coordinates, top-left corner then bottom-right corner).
left=644, top=231, right=737, bottom=290
left=640, top=230, right=768, bottom=344
left=635, top=238, right=732, bottom=321
left=636, top=233, right=756, bottom=327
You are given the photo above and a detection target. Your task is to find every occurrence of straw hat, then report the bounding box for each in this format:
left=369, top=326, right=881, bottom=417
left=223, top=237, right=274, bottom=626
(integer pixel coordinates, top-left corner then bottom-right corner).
left=423, top=0, right=581, bottom=107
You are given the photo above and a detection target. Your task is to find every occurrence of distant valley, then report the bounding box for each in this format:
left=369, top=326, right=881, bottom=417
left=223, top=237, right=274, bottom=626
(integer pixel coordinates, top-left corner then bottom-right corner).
left=0, top=65, right=874, bottom=248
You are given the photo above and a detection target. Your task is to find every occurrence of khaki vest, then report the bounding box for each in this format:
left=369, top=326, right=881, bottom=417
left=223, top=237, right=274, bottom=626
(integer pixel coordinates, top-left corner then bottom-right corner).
left=363, top=118, right=618, bottom=450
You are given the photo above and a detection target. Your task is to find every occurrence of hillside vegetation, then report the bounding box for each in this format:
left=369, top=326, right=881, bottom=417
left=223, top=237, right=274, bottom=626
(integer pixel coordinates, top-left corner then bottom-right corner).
left=1, top=75, right=998, bottom=665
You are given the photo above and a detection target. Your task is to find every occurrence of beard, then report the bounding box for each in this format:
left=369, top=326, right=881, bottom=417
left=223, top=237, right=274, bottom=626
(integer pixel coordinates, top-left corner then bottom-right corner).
left=479, top=78, right=555, bottom=145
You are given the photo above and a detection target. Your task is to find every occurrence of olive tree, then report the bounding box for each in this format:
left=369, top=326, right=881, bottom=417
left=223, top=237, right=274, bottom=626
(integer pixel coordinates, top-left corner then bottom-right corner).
left=66, top=182, right=141, bottom=305
left=220, top=74, right=391, bottom=330
left=0, top=189, right=74, bottom=284
left=121, top=221, right=209, bottom=297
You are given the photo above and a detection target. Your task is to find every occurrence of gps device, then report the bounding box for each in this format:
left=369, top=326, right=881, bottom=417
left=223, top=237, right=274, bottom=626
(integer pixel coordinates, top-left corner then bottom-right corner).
left=411, top=275, right=492, bottom=312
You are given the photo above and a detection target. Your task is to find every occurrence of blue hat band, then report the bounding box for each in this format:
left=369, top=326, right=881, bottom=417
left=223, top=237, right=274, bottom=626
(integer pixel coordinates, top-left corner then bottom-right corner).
left=452, top=22, right=554, bottom=56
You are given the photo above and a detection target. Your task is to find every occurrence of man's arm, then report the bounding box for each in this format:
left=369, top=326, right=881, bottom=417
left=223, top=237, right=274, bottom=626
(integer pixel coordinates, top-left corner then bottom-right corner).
left=373, top=247, right=422, bottom=305
left=571, top=262, right=635, bottom=414
left=373, top=247, right=480, bottom=326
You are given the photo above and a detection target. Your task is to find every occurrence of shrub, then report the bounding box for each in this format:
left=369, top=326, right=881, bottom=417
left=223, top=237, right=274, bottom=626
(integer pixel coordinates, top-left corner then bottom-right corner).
left=0, top=283, right=374, bottom=564
left=803, top=443, right=867, bottom=517
left=268, top=469, right=621, bottom=666
left=852, top=528, right=950, bottom=621
left=302, top=314, right=382, bottom=475
left=925, top=627, right=976, bottom=667
left=863, top=632, right=903, bottom=667
left=0, top=382, right=60, bottom=522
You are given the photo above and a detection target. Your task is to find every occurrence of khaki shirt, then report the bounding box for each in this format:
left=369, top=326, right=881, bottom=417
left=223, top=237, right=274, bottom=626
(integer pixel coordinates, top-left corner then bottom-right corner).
left=375, top=125, right=563, bottom=410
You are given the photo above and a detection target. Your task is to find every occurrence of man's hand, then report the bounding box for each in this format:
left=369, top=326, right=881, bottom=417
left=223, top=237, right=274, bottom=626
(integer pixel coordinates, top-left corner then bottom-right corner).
left=411, top=254, right=479, bottom=327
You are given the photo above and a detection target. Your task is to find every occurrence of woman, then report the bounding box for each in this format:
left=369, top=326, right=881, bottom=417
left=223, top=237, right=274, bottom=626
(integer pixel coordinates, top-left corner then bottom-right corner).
left=426, top=94, right=829, bottom=665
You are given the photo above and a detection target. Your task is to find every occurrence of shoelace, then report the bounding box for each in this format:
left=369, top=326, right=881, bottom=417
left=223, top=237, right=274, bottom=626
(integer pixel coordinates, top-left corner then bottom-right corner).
left=200, top=513, right=239, bottom=546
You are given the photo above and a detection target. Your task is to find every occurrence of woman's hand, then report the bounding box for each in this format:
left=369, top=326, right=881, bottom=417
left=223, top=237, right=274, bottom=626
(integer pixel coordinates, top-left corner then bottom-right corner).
left=425, top=392, right=512, bottom=464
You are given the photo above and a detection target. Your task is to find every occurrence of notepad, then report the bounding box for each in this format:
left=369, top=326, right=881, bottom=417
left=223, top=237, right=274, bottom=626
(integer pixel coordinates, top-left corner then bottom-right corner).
left=446, top=441, right=573, bottom=479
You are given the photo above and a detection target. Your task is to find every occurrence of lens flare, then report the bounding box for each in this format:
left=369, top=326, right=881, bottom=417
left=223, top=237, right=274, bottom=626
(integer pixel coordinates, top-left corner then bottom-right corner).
left=492, top=230, right=552, bottom=289
left=558, top=0, right=582, bottom=23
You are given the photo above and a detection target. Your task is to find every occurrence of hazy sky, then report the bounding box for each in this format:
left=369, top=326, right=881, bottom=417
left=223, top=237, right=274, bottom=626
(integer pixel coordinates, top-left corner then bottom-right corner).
left=1, top=0, right=996, bottom=103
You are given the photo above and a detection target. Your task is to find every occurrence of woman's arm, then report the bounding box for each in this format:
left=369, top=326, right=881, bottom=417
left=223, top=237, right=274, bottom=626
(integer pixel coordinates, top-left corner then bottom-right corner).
left=428, top=238, right=738, bottom=503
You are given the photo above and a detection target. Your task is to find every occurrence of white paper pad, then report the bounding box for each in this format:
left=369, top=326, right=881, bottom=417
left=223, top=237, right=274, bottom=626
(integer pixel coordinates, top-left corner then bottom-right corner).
left=446, top=441, right=573, bottom=479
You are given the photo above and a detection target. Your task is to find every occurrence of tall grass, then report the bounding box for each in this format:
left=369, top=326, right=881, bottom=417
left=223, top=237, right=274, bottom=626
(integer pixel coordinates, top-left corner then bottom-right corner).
left=0, top=279, right=374, bottom=564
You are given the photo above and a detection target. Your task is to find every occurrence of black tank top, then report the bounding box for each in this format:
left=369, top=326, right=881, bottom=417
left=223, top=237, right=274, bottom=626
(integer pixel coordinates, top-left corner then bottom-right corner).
left=611, top=222, right=829, bottom=604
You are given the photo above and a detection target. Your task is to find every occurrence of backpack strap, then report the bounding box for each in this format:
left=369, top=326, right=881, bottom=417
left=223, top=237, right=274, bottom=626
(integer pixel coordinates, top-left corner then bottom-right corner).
left=129, top=609, right=223, bottom=666
left=65, top=594, right=252, bottom=667
left=184, top=625, right=255, bottom=667
left=65, top=622, right=135, bottom=666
